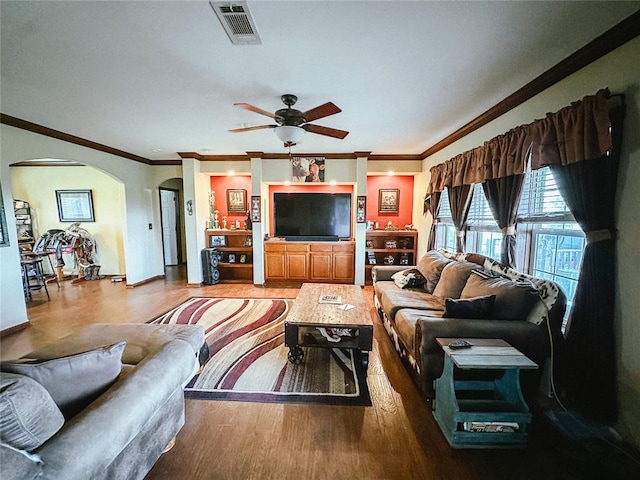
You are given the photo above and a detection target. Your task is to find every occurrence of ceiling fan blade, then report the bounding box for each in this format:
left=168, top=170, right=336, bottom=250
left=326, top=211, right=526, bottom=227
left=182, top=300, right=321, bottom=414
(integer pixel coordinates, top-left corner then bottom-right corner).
left=234, top=103, right=277, bottom=119
left=228, top=124, right=276, bottom=133
left=302, top=102, right=341, bottom=122
left=303, top=123, right=349, bottom=139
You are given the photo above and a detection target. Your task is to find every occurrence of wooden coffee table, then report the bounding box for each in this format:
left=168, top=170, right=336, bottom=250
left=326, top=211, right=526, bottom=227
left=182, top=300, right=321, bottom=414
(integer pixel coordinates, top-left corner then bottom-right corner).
left=284, top=283, right=373, bottom=369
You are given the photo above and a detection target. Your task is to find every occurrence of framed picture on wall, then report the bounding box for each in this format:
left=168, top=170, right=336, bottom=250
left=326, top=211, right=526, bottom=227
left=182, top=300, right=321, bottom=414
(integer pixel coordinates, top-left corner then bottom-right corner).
left=227, top=189, right=247, bottom=213
left=357, top=196, right=366, bottom=223
left=56, top=189, right=95, bottom=222
left=378, top=188, right=399, bottom=214
left=250, top=195, right=261, bottom=223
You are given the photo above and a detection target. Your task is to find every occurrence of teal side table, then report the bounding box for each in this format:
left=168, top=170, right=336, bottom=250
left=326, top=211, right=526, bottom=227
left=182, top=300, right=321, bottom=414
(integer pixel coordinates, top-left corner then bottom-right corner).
left=432, top=338, right=538, bottom=449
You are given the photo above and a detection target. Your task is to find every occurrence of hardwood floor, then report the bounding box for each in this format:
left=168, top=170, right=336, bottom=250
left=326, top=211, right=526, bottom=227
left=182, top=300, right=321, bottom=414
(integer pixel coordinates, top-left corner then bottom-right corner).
left=0, top=266, right=587, bottom=479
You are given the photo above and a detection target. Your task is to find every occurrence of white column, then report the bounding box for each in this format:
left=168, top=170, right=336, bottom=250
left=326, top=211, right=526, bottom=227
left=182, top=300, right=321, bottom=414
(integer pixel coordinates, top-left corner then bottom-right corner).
left=182, top=157, right=209, bottom=285
left=354, top=154, right=369, bottom=285
left=250, top=154, right=265, bottom=285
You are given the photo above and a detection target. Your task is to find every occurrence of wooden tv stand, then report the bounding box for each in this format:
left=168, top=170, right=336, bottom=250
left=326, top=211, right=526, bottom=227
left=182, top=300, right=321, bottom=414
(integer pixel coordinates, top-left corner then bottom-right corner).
left=264, top=239, right=355, bottom=285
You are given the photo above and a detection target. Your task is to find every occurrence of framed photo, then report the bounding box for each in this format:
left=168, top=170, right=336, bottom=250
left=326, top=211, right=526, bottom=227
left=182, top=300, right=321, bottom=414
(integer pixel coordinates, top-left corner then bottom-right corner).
left=228, top=253, right=236, bottom=263
left=250, top=196, right=261, bottom=223
left=56, top=190, right=95, bottom=222
left=356, top=196, right=366, bottom=223
left=209, top=235, right=226, bottom=247
left=291, top=156, right=325, bottom=183
left=227, top=189, right=247, bottom=213
left=378, top=188, right=400, bottom=214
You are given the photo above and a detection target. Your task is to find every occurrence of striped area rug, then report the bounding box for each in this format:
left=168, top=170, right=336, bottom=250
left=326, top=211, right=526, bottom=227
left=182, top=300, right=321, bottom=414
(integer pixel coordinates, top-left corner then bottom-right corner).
left=151, top=298, right=371, bottom=405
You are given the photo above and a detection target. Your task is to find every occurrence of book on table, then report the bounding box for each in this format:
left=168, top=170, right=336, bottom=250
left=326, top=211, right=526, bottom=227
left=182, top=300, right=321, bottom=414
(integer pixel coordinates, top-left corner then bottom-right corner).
left=318, top=294, right=342, bottom=304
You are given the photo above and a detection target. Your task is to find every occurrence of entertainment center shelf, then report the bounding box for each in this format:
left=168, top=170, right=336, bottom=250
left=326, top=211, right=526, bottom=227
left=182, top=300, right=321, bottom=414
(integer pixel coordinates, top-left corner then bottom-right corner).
left=205, top=229, right=253, bottom=283
left=365, top=230, right=418, bottom=284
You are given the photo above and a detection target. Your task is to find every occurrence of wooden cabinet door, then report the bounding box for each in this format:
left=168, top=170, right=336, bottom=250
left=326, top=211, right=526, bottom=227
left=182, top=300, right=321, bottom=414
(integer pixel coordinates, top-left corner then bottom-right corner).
left=286, top=252, right=308, bottom=279
left=333, top=252, right=355, bottom=282
left=265, top=244, right=286, bottom=280
left=310, top=253, right=332, bottom=280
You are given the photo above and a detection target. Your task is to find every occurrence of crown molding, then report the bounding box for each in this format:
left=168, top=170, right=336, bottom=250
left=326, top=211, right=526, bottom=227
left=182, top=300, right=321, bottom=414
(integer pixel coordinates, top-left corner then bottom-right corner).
left=420, top=9, right=640, bottom=159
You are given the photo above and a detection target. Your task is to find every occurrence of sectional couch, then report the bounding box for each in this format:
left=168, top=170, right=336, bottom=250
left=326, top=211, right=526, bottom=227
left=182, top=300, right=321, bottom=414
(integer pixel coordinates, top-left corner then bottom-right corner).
left=372, top=250, right=566, bottom=398
left=0, top=323, right=207, bottom=480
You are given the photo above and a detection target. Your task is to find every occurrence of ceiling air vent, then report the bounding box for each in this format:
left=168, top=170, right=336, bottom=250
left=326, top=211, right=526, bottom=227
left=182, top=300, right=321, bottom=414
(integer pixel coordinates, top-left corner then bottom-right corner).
left=210, top=1, right=262, bottom=45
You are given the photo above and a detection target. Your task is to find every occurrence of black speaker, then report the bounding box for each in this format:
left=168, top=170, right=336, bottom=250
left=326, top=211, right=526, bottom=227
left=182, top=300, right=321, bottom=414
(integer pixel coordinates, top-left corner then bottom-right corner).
left=201, top=248, right=222, bottom=285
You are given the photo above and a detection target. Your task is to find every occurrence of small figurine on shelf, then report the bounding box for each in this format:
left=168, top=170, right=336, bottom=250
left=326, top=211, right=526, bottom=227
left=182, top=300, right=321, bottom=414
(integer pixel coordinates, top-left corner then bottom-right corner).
left=222, top=216, right=228, bottom=229
left=208, top=190, right=216, bottom=229
left=213, top=210, right=220, bottom=229
left=245, top=214, right=252, bottom=231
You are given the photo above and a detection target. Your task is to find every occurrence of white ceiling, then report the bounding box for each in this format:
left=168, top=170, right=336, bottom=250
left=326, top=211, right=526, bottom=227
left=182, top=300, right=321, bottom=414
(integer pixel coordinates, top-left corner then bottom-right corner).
left=1, top=1, right=639, bottom=161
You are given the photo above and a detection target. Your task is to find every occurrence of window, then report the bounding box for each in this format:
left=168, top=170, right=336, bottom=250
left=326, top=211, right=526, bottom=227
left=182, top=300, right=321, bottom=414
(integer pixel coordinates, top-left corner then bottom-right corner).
left=466, top=184, right=501, bottom=260
left=433, top=166, right=584, bottom=322
left=518, top=167, right=584, bottom=319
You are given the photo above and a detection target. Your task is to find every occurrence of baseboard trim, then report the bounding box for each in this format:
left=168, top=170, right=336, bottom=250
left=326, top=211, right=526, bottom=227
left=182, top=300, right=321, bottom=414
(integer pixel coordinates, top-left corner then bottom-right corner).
left=187, top=283, right=203, bottom=288
left=125, top=274, right=165, bottom=288
left=1, top=321, right=30, bottom=337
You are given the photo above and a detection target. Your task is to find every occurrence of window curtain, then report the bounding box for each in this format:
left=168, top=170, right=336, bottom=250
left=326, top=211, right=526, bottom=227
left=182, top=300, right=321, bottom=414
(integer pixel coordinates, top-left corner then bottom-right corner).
left=446, top=185, right=473, bottom=252
left=424, top=191, right=442, bottom=251
left=481, top=174, right=525, bottom=268
left=544, top=103, right=624, bottom=422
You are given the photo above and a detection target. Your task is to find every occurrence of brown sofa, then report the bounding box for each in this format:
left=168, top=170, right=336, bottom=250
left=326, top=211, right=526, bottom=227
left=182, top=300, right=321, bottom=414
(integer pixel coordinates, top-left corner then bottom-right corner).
left=372, top=250, right=566, bottom=398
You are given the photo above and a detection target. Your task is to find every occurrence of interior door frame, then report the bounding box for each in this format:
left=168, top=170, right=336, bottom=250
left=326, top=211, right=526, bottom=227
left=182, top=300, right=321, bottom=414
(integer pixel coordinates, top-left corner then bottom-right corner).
left=159, top=187, right=182, bottom=265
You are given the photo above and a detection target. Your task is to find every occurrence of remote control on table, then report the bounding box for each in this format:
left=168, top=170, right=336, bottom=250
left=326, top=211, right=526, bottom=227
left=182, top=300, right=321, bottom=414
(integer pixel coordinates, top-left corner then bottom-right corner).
left=448, top=340, right=472, bottom=349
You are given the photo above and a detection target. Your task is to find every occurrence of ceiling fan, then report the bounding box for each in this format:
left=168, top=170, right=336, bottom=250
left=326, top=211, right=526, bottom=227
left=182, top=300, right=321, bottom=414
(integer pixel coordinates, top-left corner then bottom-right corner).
left=229, top=94, right=349, bottom=147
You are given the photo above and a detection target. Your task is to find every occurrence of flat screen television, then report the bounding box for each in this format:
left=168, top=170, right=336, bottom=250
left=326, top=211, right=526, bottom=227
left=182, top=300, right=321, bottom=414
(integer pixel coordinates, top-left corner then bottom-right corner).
left=273, top=192, right=352, bottom=241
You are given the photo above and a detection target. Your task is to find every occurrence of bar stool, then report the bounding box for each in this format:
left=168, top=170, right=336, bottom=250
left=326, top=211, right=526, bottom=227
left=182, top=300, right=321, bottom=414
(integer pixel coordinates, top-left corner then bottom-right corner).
left=20, top=257, right=50, bottom=301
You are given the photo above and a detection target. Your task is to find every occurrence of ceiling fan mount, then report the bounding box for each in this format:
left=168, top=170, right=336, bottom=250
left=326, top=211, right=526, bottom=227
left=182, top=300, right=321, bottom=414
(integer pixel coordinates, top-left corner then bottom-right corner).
left=229, top=94, right=349, bottom=147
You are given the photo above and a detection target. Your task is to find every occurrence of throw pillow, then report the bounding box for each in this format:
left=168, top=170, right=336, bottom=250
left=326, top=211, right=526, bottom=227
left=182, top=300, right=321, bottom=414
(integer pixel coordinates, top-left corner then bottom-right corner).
left=416, top=250, right=452, bottom=293
left=0, top=373, right=65, bottom=451
left=392, top=268, right=427, bottom=289
left=460, top=272, right=540, bottom=320
left=443, top=295, right=496, bottom=319
left=432, top=261, right=478, bottom=299
left=1, top=341, right=125, bottom=420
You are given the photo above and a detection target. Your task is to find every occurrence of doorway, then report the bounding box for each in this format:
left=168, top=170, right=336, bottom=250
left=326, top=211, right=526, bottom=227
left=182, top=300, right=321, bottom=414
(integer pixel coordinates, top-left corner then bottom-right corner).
left=159, top=188, right=181, bottom=265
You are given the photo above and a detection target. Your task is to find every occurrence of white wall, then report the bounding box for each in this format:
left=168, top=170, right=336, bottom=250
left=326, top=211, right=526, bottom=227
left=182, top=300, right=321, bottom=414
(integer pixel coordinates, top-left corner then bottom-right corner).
left=422, top=37, right=640, bottom=448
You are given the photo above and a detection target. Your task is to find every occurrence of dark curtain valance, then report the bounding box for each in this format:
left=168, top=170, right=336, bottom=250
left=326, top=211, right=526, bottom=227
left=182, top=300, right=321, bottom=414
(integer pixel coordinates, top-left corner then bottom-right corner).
left=426, top=89, right=613, bottom=195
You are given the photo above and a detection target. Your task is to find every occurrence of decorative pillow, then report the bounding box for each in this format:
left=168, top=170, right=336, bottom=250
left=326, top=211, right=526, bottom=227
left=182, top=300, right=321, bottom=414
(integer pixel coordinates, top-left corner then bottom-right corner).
left=0, top=372, right=64, bottom=451
left=460, top=272, right=540, bottom=320
left=392, top=268, right=427, bottom=289
left=0, top=342, right=125, bottom=420
left=432, top=261, right=478, bottom=299
left=443, top=295, right=496, bottom=319
left=416, top=250, right=452, bottom=293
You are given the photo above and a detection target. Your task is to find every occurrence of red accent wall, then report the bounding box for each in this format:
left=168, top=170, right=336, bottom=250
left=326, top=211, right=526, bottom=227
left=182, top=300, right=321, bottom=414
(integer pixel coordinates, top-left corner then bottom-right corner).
left=366, top=176, right=414, bottom=228
left=268, top=184, right=354, bottom=237
left=209, top=176, right=252, bottom=226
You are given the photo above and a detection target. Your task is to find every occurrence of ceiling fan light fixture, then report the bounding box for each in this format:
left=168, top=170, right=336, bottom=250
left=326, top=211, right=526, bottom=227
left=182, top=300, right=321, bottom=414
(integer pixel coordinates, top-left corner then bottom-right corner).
left=274, top=125, right=305, bottom=145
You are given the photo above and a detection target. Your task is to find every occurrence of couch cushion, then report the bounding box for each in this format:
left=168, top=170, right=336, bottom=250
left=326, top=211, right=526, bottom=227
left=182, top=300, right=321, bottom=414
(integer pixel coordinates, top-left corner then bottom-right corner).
left=416, top=250, right=452, bottom=293
left=395, top=308, right=445, bottom=352
left=391, top=268, right=427, bottom=289
left=432, top=260, right=478, bottom=299
left=378, top=282, right=445, bottom=321
left=461, top=272, right=539, bottom=320
left=0, top=373, right=65, bottom=451
left=1, top=342, right=125, bottom=420
left=443, top=295, right=496, bottom=319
